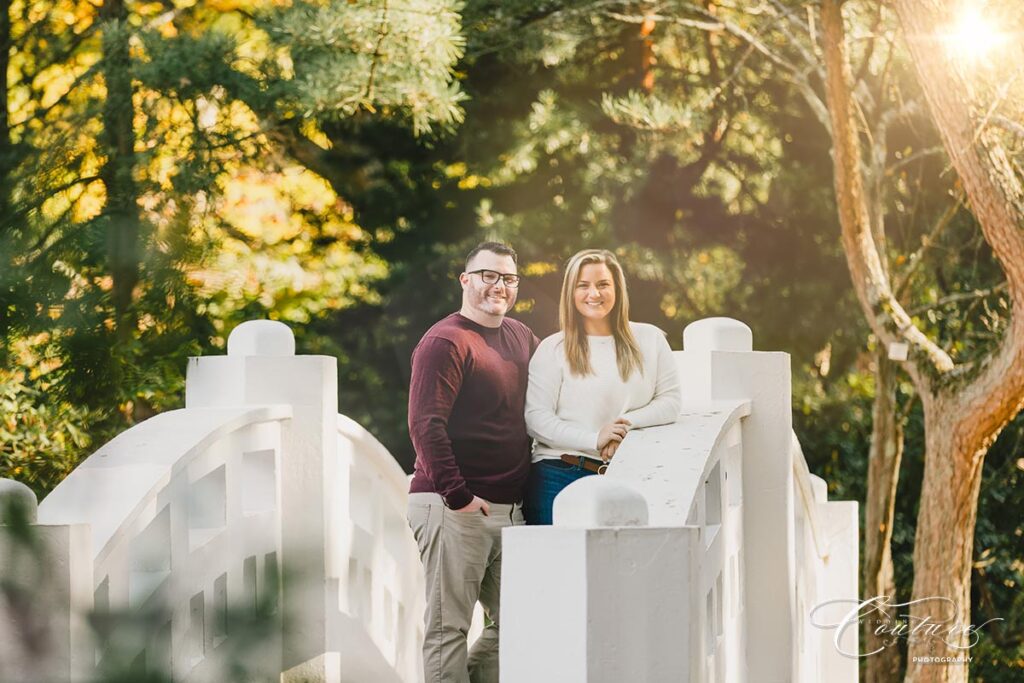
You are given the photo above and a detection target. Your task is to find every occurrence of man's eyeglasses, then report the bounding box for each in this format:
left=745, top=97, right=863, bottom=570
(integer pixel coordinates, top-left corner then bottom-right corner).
left=466, top=269, right=521, bottom=288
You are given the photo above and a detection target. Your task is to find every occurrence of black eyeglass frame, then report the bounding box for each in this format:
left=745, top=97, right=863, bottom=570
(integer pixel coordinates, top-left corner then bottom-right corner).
left=465, top=269, right=522, bottom=288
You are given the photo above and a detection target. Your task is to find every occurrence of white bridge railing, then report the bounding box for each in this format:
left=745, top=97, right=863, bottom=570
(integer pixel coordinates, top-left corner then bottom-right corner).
left=329, top=415, right=424, bottom=681
left=40, top=405, right=290, bottom=681
left=0, top=320, right=424, bottom=683
left=1, top=317, right=858, bottom=683
left=501, top=317, right=859, bottom=683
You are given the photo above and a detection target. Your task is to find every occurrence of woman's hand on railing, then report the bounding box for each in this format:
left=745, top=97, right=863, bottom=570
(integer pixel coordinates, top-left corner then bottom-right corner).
left=597, top=418, right=632, bottom=461
left=600, top=441, right=618, bottom=462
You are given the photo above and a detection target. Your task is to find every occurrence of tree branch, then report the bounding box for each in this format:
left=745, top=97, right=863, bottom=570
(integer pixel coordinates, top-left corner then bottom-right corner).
left=262, top=118, right=368, bottom=201
left=906, top=282, right=1008, bottom=317
left=893, top=0, right=1024, bottom=442
left=820, top=0, right=954, bottom=387
left=647, top=3, right=832, bottom=129
left=992, top=115, right=1024, bottom=140
left=363, top=0, right=391, bottom=105
left=852, top=1, right=883, bottom=86
left=893, top=190, right=964, bottom=300
left=864, top=102, right=923, bottom=269
left=886, top=145, right=944, bottom=176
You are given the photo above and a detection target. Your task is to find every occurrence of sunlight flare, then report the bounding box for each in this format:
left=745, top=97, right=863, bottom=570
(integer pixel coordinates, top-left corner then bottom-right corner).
left=943, top=5, right=1010, bottom=65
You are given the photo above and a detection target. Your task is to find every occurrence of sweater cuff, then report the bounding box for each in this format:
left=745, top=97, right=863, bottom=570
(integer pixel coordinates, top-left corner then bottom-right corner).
left=620, top=409, right=647, bottom=429
left=443, top=487, right=474, bottom=510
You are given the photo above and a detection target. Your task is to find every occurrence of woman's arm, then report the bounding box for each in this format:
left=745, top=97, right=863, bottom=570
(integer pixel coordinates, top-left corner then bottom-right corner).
left=525, top=340, right=601, bottom=454
left=620, top=331, right=682, bottom=428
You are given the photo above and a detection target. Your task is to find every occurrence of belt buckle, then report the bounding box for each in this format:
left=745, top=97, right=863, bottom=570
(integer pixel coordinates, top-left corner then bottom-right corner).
left=597, top=462, right=608, bottom=475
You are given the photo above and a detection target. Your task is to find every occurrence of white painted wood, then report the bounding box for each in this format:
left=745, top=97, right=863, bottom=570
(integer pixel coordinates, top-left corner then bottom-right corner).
left=553, top=477, right=648, bottom=527
left=501, top=525, right=697, bottom=683
left=608, top=399, right=750, bottom=527
left=2, top=316, right=859, bottom=683
left=6, top=321, right=424, bottom=683
left=227, top=319, right=296, bottom=357
left=501, top=317, right=859, bottom=683
left=0, top=514, right=93, bottom=683
left=683, top=317, right=754, bottom=353
left=0, top=478, right=37, bottom=522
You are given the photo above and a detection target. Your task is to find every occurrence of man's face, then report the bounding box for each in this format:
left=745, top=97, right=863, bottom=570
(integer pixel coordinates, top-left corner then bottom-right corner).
left=460, top=251, right=518, bottom=319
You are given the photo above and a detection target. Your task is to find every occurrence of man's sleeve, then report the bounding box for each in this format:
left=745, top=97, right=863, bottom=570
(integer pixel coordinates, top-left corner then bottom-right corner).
left=408, top=336, right=474, bottom=509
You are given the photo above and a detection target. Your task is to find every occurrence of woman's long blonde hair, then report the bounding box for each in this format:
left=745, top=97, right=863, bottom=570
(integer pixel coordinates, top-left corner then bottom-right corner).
left=559, top=249, right=642, bottom=380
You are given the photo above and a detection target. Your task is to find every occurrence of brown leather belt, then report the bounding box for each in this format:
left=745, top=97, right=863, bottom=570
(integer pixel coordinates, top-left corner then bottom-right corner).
left=560, top=454, right=608, bottom=475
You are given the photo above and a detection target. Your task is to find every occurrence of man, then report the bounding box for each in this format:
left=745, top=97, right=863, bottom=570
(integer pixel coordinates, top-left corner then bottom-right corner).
left=407, top=241, right=538, bottom=683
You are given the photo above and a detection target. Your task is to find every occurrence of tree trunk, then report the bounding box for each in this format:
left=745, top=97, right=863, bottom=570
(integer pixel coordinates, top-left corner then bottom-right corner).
left=820, top=2, right=1024, bottom=678
left=888, top=2, right=1024, bottom=679
left=902, top=400, right=986, bottom=683
left=863, top=353, right=905, bottom=683
left=819, top=0, right=953, bottom=383
left=862, top=75, right=904, bottom=683
left=1, top=0, right=11, bottom=218
left=99, top=0, right=140, bottom=331
left=639, top=12, right=655, bottom=92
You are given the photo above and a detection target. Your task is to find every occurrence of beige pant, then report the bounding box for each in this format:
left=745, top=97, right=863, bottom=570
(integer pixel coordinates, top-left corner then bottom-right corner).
left=407, top=492, right=524, bottom=683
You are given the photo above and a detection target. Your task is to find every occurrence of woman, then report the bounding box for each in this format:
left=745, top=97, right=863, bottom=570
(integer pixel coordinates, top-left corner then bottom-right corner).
left=524, top=249, right=682, bottom=525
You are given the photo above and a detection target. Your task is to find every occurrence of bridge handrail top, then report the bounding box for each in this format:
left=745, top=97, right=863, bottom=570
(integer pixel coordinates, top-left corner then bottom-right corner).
left=608, top=398, right=751, bottom=526
left=678, top=398, right=753, bottom=417
left=37, top=404, right=292, bottom=562
left=790, top=432, right=829, bottom=560
left=336, top=414, right=410, bottom=495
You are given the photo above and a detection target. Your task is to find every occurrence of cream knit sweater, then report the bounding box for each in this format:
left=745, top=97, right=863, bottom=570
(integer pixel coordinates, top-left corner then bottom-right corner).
left=525, top=322, right=682, bottom=461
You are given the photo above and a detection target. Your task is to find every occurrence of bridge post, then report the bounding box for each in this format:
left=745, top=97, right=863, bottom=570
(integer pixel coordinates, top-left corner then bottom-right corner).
left=1, top=479, right=94, bottom=683
left=185, top=320, right=340, bottom=681
left=679, top=317, right=797, bottom=682
left=501, top=477, right=698, bottom=682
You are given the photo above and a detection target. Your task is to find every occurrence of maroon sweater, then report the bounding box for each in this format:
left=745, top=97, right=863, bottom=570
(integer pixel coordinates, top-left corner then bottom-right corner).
left=408, top=313, right=539, bottom=508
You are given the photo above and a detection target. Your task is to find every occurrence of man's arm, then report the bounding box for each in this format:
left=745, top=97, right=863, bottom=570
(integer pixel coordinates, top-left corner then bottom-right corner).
left=408, top=336, right=476, bottom=510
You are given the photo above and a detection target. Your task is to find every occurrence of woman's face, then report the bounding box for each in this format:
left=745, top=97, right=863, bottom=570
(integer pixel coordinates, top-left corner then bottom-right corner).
left=573, top=262, right=616, bottom=325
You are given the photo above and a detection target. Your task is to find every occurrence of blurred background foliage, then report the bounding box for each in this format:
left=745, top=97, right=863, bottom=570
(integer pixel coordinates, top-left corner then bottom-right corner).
left=1, top=0, right=1023, bottom=678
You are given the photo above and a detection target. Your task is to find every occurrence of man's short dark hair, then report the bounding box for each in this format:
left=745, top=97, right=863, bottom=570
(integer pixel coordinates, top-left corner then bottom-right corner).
left=465, top=241, right=518, bottom=270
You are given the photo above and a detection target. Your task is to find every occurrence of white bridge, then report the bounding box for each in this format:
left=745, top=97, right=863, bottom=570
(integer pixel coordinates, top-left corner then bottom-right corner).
left=0, top=317, right=857, bottom=682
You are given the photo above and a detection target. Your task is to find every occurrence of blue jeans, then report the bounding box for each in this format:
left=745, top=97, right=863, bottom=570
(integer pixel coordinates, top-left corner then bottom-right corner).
left=524, top=459, right=596, bottom=525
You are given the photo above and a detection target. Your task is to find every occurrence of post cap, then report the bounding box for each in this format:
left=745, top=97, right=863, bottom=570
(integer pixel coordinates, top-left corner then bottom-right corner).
left=683, top=317, right=753, bottom=352
left=553, top=476, right=649, bottom=528
left=0, top=478, right=38, bottom=524
left=809, top=474, right=828, bottom=503
left=227, top=320, right=296, bottom=357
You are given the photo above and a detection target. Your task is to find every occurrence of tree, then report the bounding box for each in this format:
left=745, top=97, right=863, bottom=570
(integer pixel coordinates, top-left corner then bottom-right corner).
left=300, top=0, right=869, bottom=468
left=1, top=0, right=466, bottom=490
left=821, top=1, right=1024, bottom=680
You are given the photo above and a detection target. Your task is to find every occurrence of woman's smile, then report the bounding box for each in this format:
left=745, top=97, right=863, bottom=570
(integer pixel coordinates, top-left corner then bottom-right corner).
left=574, top=262, right=616, bottom=329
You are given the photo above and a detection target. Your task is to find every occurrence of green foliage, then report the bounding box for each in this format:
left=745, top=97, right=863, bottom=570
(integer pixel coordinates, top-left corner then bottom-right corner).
left=0, top=371, right=93, bottom=498
left=2, top=0, right=1023, bottom=675
left=601, top=88, right=706, bottom=135
left=1, top=0, right=466, bottom=491
left=970, top=416, right=1024, bottom=681
left=310, top=0, right=860, bottom=466
left=261, top=0, right=467, bottom=134
left=306, top=3, right=1023, bottom=675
